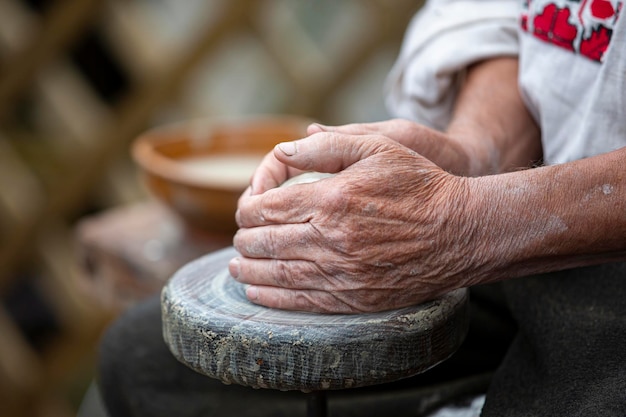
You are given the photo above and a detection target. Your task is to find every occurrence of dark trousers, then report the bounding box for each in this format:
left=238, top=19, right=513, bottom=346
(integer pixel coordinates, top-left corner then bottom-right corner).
left=482, top=262, right=626, bottom=417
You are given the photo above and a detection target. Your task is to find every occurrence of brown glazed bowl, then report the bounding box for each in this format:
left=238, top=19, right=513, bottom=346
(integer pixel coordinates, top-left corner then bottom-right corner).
left=132, top=115, right=312, bottom=234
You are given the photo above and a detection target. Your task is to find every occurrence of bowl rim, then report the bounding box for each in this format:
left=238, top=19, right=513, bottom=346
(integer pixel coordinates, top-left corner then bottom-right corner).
left=131, top=114, right=313, bottom=190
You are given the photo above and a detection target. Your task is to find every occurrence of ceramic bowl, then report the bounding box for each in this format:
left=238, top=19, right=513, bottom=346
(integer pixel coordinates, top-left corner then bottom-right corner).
left=132, top=115, right=312, bottom=234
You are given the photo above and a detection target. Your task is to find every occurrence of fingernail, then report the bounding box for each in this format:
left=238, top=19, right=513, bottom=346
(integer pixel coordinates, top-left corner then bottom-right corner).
left=246, top=285, right=259, bottom=300
left=310, top=123, right=327, bottom=132
left=229, top=257, right=240, bottom=279
left=277, top=141, right=297, bottom=156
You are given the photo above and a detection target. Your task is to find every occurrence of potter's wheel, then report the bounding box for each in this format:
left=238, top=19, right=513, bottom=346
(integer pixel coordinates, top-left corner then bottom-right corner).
left=161, top=246, right=469, bottom=392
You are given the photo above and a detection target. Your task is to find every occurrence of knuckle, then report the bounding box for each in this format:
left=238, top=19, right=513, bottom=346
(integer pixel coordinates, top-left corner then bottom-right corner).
left=324, top=186, right=346, bottom=210
left=237, top=230, right=273, bottom=258
left=257, top=190, right=280, bottom=223
left=292, top=291, right=317, bottom=311
left=272, top=261, right=295, bottom=288
left=328, top=226, right=362, bottom=258
left=315, top=264, right=339, bottom=292
left=337, top=290, right=384, bottom=313
left=264, top=228, right=277, bottom=255
left=258, top=204, right=272, bottom=224
left=281, top=290, right=334, bottom=314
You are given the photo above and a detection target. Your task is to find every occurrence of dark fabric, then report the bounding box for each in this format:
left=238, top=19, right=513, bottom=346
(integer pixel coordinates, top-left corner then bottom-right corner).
left=98, top=296, right=306, bottom=417
left=97, top=284, right=515, bottom=417
left=482, top=262, right=626, bottom=416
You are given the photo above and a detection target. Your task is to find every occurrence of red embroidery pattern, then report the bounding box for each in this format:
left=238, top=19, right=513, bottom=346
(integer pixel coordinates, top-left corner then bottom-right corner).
left=590, top=0, right=616, bottom=19
left=533, top=4, right=578, bottom=51
left=580, top=25, right=614, bottom=60
left=521, top=0, right=623, bottom=62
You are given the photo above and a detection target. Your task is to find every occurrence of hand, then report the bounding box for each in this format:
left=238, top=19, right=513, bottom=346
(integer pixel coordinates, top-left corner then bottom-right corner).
left=230, top=132, right=481, bottom=313
left=247, top=120, right=474, bottom=198
left=307, top=119, right=477, bottom=175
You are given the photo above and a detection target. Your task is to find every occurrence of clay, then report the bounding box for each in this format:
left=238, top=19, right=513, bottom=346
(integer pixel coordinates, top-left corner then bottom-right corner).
left=280, top=172, right=335, bottom=188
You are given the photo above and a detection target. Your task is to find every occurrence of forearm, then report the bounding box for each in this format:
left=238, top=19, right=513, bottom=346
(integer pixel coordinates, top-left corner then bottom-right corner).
left=446, top=57, right=542, bottom=176
left=466, top=146, right=626, bottom=285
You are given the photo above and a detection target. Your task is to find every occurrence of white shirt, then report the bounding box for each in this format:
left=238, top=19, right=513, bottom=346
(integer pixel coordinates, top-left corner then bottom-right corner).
left=385, top=0, right=626, bottom=165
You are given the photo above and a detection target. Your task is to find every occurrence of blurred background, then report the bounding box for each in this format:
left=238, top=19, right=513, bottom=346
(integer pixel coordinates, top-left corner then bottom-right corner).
left=0, top=0, right=423, bottom=415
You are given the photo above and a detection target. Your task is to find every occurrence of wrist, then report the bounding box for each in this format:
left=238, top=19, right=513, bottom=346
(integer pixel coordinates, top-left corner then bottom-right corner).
left=462, top=168, right=579, bottom=285
left=460, top=172, right=546, bottom=286
left=431, top=173, right=497, bottom=289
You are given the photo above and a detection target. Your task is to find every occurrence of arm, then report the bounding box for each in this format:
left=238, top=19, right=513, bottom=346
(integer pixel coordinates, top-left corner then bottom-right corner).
left=232, top=135, right=625, bottom=313
left=231, top=58, right=624, bottom=313
left=298, top=57, right=541, bottom=177
left=448, top=58, right=623, bottom=278
left=466, top=148, right=626, bottom=283
left=445, top=57, right=542, bottom=175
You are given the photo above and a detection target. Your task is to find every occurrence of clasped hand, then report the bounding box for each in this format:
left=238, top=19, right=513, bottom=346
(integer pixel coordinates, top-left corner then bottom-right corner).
left=229, top=121, right=481, bottom=313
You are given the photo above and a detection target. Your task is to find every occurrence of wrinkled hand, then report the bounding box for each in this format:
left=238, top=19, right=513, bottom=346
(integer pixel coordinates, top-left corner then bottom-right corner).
left=248, top=120, right=476, bottom=197
left=307, top=119, right=479, bottom=176
left=230, top=132, right=481, bottom=314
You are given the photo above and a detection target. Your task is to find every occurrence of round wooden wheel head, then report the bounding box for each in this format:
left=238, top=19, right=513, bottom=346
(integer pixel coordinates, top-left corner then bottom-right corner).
left=162, top=247, right=469, bottom=392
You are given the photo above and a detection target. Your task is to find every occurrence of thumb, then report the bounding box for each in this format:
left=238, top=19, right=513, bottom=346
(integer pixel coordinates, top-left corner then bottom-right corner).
left=273, top=132, right=399, bottom=173
left=306, top=122, right=380, bottom=136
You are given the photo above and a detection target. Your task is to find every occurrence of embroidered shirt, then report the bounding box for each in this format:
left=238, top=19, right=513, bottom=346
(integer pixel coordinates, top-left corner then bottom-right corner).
left=385, top=0, right=626, bottom=165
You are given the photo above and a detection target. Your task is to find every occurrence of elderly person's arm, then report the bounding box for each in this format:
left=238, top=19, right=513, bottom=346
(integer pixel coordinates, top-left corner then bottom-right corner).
left=304, top=57, right=542, bottom=177
left=230, top=58, right=624, bottom=313
left=232, top=136, right=625, bottom=315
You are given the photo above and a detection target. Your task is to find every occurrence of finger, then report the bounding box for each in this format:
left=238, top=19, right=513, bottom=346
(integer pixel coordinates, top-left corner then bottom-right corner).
left=228, top=257, right=325, bottom=290
left=233, top=223, right=320, bottom=258
left=244, top=285, right=359, bottom=314
left=248, top=151, right=305, bottom=196
left=306, top=123, right=325, bottom=135
left=249, top=151, right=285, bottom=195
left=308, top=120, right=439, bottom=153
left=307, top=121, right=388, bottom=136
left=273, top=132, right=400, bottom=173
left=236, top=181, right=330, bottom=227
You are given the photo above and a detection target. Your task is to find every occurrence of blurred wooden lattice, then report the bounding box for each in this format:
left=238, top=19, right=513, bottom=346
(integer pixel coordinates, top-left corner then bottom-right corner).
left=0, top=0, right=423, bottom=415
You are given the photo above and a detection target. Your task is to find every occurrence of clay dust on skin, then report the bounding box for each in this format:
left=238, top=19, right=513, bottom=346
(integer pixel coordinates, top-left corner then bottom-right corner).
left=580, top=183, right=616, bottom=205
left=482, top=176, right=570, bottom=259
left=602, top=184, right=614, bottom=195
left=511, top=206, right=569, bottom=251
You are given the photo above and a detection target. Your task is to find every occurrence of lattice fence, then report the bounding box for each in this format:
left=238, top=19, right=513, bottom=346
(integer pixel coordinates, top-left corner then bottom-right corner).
left=0, top=0, right=423, bottom=415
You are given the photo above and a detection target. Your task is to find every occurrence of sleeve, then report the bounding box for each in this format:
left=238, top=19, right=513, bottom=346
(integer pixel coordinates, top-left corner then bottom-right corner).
left=384, top=0, right=521, bottom=130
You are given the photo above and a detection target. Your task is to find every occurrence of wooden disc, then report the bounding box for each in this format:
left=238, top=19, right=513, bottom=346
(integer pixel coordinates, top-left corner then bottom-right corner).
left=162, top=247, right=469, bottom=392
